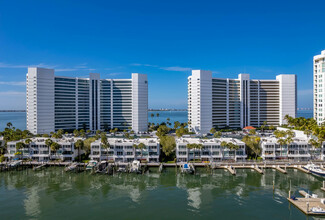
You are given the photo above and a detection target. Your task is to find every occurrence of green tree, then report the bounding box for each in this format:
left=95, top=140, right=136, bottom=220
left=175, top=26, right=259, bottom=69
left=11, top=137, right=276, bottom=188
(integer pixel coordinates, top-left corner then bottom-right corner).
left=214, top=131, right=222, bottom=138
left=75, top=139, right=84, bottom=162
left=73, top=129, right=80, bottom=137
left=45, top=139, right=53, bottom=149
left=50, top=142, right=60, bottom=160
left=277, top=138, right=287, bottom=158
left=6, top=122, right=12, bottom=128
left=249, top=129, right=256, bottom=135
left=156, top=125, right=170, bottom=137
left=174, top=121, right=181, bottom=130
left=138, top=143, right=146, bottom=159
left=210, top=128, right=216, bottom=134
left=84, top=137, right=96, bottom=154
left=160, top=136, right=176, bottom=157
left=101, top=133, right=110, bottom=161
left=80, top=129, right=86, bottom=138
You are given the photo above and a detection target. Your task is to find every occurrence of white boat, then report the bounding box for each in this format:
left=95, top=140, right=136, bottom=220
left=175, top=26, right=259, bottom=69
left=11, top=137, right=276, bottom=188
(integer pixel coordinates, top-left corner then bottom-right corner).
left=310, top=206, right=325, bottom=214
left=129, top=160, right=141, bottom=173
left=10, top=160, right=22, bottom=167
left=65, top=162, right=78, bottom=172
left=303, top=163, right=325, bottom=177
left=86, top=160, right=97, bottom=170
left=181, top=163, right=194, bottom=174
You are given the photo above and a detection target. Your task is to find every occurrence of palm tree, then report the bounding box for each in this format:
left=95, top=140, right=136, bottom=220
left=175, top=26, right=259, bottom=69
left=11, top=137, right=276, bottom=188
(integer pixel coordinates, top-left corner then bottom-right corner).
left=304, top=130, right=312, bottom=138
left=174, top=121, right=181, bottom=130
left=25, top=138, right=32, bottom=145
left=73, top=129, right=80, bottom=137
left=75, top=140, right=84, bottom=162
left=151, top=113, right=154, bottom=118
left=286, top=130, right=295, bottom=138
left=156, top=113, right=159, bottom=117
left=101, top=133, right=110, bottom=161
left=50, top=142, right=60, bottom=160
left=210, top=128, right=216, bottom=134
left=220, top=141, right=228, bottom=159
left=277, top=138, right=286, bottom=159
left=133, top=144, right=139, bottom=160
left=45, top=139, right=53, bottom=152
left=16, top=142, right=25, bottom=159
left=6, top=122, right=12, bottom=128
left=138, top=143, right=146, bottom=160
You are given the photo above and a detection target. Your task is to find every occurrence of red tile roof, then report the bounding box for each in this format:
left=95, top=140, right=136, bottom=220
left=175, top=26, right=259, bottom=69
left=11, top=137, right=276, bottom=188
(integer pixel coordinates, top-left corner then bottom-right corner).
left=243, top=126, right=256, bottom=130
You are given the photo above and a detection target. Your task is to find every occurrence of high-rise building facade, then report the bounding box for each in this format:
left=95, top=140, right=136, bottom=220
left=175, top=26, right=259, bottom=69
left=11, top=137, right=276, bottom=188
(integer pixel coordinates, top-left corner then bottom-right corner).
left=188, top=70, right=297, bottom=134
left=26, top=67, right=148, bottom=134
left=314, top=50, right=325, bottom=125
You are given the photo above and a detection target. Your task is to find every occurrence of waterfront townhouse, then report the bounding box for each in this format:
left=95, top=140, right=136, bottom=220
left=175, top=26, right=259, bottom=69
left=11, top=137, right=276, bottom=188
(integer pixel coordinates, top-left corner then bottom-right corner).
left=314, top=50, right=325, bottom=125
left=260, top=137, right=325, bottom=161
left=188, top=70, right=297, bottom=134
left=5, top=137, right=83, bottom=162
left=89, top=138, right=159, bottom=162
left=26, top=67, right=148, bottom=134
left=176, top=137, right=247, bottom=162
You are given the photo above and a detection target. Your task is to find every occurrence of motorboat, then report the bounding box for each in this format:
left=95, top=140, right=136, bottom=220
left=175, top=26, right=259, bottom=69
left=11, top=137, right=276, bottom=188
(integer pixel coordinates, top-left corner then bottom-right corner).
left=129, top=160, right=141, bottom=173
left=310, top=206, right=325, bottom=214
left=86, top=160, right=97, bottom=170
left=9, top=160, right=22, bottom=168
left=64, top=162, right=78, bottom=172
left=303, top=163, right=325, bottom=177
left=180, top=163, right=194, bottom=174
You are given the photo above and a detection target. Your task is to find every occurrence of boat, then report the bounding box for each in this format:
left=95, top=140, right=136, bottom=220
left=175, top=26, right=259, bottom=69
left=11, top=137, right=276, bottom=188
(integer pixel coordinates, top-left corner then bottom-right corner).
left=65, top=162, right=78, bottom=172
left=116, top=163, right=128, bottom=173
left=310, top=206, right=325, bottom=214
left=95, top=161, right=108, bottom=173
left=86, top=160, right=97, bottom=170
left=129, top=160, right=141, bottom=173
left=9, top=160, right=22, bottom=168
left=303, top=163, right=325, bottom=177
left=180, top=163, right=194, bottom=174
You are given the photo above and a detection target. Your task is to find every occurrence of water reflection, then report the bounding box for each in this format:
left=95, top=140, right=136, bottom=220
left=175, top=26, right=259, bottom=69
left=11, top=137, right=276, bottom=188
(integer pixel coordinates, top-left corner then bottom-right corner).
left=0, top=167, right=323, bottom=219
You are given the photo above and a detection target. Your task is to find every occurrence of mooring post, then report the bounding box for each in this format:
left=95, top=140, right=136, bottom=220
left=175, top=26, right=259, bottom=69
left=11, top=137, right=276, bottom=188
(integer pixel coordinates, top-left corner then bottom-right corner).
left=273, top=180, right=275, bottom=191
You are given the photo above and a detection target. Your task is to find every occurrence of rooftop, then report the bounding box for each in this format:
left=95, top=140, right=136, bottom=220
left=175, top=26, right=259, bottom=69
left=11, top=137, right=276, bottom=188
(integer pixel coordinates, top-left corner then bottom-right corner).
left=176, top=137, right=244, bottom=145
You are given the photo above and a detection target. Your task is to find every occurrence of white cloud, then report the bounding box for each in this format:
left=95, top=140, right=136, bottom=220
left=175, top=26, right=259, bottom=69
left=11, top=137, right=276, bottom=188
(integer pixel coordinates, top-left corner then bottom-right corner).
left=0, top=81, right=26, bottom=86
left=0, top=91, right=25, bottom=95
left=56, top=68, right=78, bottom=72
left=0, top=62, right=57, bottom=69
left=130, top=63, right=192, bottom=72
left=160, top=66, right=192, bottom=72
left=298, top=89, right=313, bottom=95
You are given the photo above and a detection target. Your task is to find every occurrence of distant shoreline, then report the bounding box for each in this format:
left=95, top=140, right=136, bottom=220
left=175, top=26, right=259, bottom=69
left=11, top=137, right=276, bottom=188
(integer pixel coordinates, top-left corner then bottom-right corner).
left=148, top=109, right=187, bottom=111
left=0, top=110, right=26, bottom=112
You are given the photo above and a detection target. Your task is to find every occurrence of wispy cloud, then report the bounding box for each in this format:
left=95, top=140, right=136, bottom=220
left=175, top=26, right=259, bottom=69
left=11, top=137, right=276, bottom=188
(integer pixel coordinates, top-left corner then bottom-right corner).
left=130, top=63, right=192, bottom=72
left=0, top=91, right=25, bottom=96
left=56, top=68, right=78, bottom=72
left=0, top=62, right=57, bottom=69
left=160, top=66, right=192, bottom=72
left=0, top=81, right=26, bottom=86
left=298, top=89, right=313, bottom=95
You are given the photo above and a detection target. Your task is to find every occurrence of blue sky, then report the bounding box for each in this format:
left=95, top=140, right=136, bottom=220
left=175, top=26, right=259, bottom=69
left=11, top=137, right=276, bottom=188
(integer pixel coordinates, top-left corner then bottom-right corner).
left=0, top=0, right=324, bottom=109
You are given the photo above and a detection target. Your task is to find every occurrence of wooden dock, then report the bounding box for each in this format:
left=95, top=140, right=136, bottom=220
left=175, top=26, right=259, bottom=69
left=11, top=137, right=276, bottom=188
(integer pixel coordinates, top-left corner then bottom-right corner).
left=223, top=166, right=236, bottom=175
left=295, top=165, right=310, bottom=174
left=273, top=165, right=287, bottom=174
left=288, top=197, right=325, bottom=216
left=253, top=165, right=264, bottom=174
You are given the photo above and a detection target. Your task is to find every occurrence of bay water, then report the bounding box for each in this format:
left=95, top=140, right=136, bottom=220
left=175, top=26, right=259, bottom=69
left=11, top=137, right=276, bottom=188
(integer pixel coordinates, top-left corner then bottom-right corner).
left=0, top=167, right=322, bottom=219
